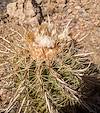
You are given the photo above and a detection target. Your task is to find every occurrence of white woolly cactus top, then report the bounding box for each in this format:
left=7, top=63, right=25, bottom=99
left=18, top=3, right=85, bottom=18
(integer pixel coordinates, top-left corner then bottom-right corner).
left=35, top=35, right=55, bottom=48
left=25, top=20, right=71, bottom=60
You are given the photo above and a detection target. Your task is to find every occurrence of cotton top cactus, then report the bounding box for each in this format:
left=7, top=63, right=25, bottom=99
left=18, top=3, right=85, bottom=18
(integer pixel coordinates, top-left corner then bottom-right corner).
left=34, top=35, right=55, bottom=48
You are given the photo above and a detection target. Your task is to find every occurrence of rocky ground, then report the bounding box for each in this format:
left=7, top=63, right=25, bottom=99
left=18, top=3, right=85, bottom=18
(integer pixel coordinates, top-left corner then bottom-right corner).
left=0, top=0, right=100, bottom=113
left=0, top=0, right=100, bottom=64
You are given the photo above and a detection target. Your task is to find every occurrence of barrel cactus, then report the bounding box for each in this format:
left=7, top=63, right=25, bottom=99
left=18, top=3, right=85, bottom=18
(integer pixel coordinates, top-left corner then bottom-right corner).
left=0, top=20, right=91, bottom=113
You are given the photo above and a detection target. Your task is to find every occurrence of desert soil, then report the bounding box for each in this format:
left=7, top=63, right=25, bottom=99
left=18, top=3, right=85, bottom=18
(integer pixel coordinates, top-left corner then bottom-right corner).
left=0, top=0, right=100, bottom=112
left=1, top=0, right=100, bottom=64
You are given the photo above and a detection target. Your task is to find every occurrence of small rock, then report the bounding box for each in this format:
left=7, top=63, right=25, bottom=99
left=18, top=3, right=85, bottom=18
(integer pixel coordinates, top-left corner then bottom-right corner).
left=7, top=0, right=36, bottom=25
left=35, top=0, right=42, bottom=4
left=7, top=2, right=17, bottom=17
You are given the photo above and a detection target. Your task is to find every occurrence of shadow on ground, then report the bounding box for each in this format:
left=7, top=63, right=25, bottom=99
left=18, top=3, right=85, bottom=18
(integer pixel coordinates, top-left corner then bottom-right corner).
left=60, top=64, right=100, bottom=113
